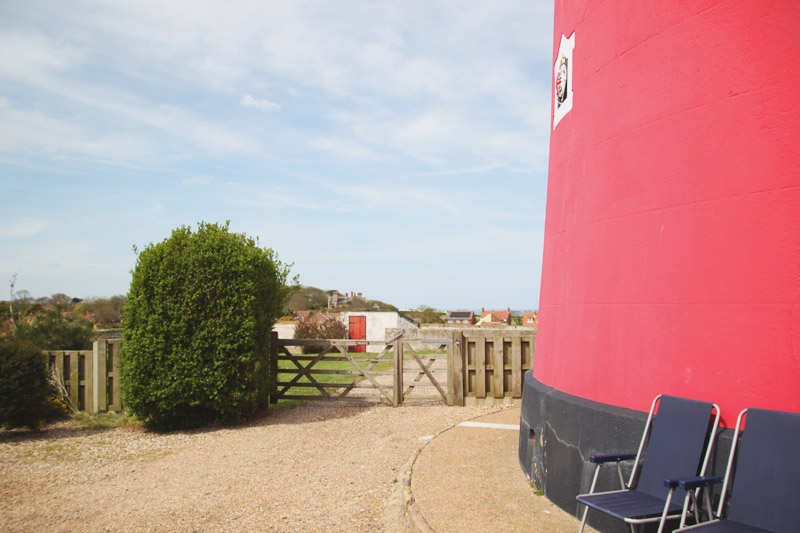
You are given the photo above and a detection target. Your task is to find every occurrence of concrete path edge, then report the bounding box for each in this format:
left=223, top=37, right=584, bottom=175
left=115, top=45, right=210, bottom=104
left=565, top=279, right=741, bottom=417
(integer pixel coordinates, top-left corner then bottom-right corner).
left=396, top=408, right=506, bottom=532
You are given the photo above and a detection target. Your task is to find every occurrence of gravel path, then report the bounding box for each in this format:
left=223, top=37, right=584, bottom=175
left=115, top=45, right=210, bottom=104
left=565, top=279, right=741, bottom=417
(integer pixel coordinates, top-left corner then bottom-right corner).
left=0, top=403, right=498, bottom=532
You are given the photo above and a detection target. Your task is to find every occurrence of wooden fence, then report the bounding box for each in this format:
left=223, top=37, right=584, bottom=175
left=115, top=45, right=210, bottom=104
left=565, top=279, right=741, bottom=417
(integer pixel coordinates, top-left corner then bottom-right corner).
left=45, top=339, right=122, bottom=412
left=452, top=329, right=535, bottom=406
left=271, top=328, right=535, bottom=407
left=40, top=329, right=534, bottom=412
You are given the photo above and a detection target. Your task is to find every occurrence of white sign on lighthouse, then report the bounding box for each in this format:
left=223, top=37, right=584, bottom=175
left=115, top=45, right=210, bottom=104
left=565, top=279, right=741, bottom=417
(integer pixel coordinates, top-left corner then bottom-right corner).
left=553, top=32, right=575, bottom=130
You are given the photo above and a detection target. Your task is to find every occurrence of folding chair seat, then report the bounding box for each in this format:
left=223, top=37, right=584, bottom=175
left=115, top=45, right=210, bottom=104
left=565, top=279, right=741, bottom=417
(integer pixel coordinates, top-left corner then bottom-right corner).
left=577, top=395, right=720, bottom=533
left=674, top=408, right=800, bottom=533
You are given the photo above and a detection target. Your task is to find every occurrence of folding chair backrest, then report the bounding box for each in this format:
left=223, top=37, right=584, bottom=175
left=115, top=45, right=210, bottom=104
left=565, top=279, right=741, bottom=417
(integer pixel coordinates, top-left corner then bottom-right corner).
left=636, top=395, right=714, bottom=500
left=726, top=408, right=800, bottom=532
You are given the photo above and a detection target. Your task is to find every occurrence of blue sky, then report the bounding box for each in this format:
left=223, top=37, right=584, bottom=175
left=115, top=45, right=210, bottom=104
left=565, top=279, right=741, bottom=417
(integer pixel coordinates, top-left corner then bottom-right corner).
left=0, top=0, right=554, bottom=311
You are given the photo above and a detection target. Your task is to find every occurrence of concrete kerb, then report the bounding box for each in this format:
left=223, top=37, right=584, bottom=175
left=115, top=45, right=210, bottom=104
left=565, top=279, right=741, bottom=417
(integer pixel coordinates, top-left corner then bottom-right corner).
left=393, top=407, right=507, bottom=532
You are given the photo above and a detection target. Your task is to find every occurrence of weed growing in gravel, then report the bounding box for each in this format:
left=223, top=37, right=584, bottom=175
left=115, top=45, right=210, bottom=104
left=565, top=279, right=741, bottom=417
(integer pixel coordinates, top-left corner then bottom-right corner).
left=530, top=482, right=544, bottom=496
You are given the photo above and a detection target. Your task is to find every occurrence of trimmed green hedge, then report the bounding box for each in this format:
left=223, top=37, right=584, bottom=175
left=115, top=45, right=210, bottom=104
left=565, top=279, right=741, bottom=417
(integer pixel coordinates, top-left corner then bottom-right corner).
left=0, top=340, right=52, bottom=430
left=120, top=222, right=293, bottom=430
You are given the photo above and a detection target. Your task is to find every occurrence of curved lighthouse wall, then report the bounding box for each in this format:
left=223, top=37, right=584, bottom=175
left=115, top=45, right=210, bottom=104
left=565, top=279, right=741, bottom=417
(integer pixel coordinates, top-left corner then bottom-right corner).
left=521, top=0, right=800, bottom=525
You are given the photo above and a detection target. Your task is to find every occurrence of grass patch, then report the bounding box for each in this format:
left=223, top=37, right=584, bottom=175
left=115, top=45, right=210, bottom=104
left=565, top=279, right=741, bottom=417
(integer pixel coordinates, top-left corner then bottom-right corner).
left=68, top=411, right=141, bottom=430
left=275, top=350, right=396, bottom=402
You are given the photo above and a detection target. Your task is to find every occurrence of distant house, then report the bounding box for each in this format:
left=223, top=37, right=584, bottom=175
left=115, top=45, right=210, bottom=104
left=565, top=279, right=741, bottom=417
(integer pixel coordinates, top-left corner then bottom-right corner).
left=444, top=310, right=476, bottom=326
left=477, top=307, right=511, bottom=326
left=523, top=312, right=539, bottom=326
left=327, top=290, right=365, bottom=309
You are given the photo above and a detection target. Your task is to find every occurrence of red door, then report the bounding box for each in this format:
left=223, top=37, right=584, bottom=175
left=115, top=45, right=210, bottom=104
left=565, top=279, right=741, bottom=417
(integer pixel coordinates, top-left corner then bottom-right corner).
left=349, top=316, right=366, bottom=352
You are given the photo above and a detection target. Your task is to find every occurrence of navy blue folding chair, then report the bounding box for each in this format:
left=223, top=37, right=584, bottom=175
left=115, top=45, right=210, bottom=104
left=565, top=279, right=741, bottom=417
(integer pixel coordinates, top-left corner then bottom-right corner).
left=577, top=395, right=720, bottom=533
left=673, top=408, right=800, bottom=533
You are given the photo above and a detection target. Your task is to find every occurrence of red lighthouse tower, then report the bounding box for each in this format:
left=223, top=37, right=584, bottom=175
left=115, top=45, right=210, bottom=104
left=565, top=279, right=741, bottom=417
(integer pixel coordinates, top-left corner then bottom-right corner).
left=520, top=0, right=800, bottom=526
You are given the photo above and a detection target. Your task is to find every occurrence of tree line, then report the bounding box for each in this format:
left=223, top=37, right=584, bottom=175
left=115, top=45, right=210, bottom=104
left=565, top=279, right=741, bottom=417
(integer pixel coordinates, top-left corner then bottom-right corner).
left=1, top=289, right=127, bottom=351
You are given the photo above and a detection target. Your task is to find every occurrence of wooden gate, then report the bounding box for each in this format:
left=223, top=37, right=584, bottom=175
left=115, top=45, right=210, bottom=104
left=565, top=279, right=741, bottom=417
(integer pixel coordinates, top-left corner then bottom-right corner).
left=269, top=332, right=450, bottom=405
left=269, top=329, right=534, bottom=406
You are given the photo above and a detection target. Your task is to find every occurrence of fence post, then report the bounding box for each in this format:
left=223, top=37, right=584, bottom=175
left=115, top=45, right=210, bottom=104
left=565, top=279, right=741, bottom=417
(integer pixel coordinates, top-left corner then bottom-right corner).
left=92, top=340, right=107, bottom=412
left=511, top=337, right=523, bottom=398
left=492, top=333, right=504, bottom=399
left=448, top=331, right=465, bottom=406
left=269, top=331, right=279, bottom=405
left=85, top=349, right=94, bottom=413
left=108, top=340, right=122, bottom=411
left=393, top=338, right=404, bottom=407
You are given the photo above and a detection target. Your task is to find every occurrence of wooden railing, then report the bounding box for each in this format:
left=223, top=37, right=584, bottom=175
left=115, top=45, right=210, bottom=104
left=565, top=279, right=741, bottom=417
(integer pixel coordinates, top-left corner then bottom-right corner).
left=45, top=339, right=122, bottom=412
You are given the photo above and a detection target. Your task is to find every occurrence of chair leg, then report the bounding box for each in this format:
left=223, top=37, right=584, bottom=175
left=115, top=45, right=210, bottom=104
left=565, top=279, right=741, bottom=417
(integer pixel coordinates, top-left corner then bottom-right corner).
left=656, top=487, right=675, bottom=533
left=579, top=463, right=602, bottom=532
left=579, top=506, right=589, bottom=533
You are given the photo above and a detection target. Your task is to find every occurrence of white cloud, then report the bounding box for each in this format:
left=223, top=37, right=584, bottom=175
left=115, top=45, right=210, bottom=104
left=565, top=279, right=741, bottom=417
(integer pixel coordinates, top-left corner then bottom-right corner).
left=0, top=30, right=82, bottom=85
left=0, top=217, right=49, bottom=239
left=240, top=94, right=280, bottom=111
left=321, top=181, right=461, bottom=216
left=0, top=104, right=154, bottom=160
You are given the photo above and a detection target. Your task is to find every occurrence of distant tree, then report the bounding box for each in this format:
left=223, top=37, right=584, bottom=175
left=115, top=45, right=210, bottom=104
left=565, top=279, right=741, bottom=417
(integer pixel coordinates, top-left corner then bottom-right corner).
left=305, top=287, right=329, bottom=309
left=22, top=302, right=47, bottom=317
left=15, top=307, right=93, bottom=350
left=121, top=222, right=295, bottom=430
left=285, top=289, right=311, bottom=314
left=294, top=314, right=347, bottom=354
left=368, top=300, right=398, bottom=312
left=50, top=293, right=73, bottom=310
left=404, top=306, right=445, bottom=325
left=283, top=286, right=331, bottom=313
left=81, top=296, right=126, bottom=327
left=93, top=305, right=121, bottom=325
left=14, top=290, right=31, bottom=306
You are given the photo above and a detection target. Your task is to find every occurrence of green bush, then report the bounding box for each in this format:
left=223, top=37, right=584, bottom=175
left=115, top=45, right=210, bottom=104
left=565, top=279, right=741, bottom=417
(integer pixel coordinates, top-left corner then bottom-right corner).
left=294, top=315, right=347, bottom=354
left=120, top=222, right=294, bottom=430
left=0, top=340, right=52, bottom=430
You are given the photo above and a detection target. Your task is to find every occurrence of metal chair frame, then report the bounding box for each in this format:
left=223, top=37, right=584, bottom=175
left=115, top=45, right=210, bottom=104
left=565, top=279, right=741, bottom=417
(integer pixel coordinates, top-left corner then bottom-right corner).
left=674, top=407, right=800, bottom=532
left=578, top=395, right=721, bottom=533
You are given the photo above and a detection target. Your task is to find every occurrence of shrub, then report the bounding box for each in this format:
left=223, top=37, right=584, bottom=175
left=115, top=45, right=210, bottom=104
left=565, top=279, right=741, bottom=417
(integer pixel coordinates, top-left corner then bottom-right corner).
left=294, top=315, right=347, bottom=354
left=120, top=222, right=294, bottom=430
left=0, top=340, right=52, bottom=430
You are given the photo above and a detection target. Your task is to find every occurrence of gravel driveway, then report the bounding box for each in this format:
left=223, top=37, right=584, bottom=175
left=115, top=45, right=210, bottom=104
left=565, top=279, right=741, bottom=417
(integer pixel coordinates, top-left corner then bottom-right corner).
left=1, top=403, right=497, bottom=532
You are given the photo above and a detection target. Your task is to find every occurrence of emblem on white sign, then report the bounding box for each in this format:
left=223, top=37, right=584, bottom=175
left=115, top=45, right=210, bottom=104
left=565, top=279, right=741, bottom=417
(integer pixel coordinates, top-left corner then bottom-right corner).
left=553, top=32, right=575, bottom=130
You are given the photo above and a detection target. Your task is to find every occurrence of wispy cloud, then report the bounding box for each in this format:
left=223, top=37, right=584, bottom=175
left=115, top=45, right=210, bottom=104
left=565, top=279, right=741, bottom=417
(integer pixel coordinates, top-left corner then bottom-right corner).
left=240, top=95, right=280, bottom=111
left=0, top=217, right=49, bottom=239
left=321, top=181, right=461, bottom=216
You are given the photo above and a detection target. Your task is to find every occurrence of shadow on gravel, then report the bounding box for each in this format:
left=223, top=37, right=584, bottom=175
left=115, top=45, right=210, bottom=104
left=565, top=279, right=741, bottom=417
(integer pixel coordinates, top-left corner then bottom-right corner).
left=1, top=399, right=448, bottom=443
left=246, top=398, right=449, bottom=427
left=0, top=423, right=134, bottom=444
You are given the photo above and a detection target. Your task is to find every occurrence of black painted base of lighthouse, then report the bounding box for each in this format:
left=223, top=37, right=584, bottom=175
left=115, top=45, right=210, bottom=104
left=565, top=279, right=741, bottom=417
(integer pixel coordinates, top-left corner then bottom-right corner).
left=518, top=372, right=733, bottom=533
